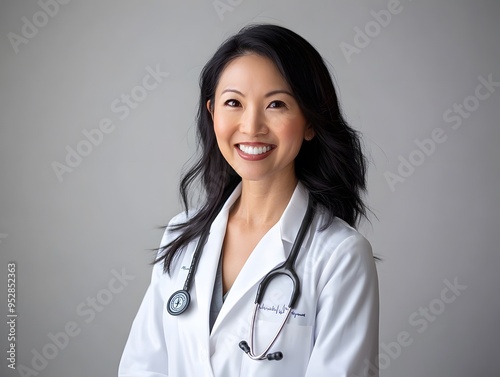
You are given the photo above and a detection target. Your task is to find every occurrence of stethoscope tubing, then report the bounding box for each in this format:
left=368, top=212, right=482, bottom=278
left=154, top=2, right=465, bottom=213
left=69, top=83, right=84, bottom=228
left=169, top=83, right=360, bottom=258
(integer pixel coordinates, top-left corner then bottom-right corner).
left=244, top=302, right=292, bottom=360
left=240, top=197, right=316, bottom=360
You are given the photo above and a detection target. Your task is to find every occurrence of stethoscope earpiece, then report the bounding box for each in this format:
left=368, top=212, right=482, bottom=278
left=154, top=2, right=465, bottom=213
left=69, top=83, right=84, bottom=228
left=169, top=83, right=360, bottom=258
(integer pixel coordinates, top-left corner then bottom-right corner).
left=266, top=352, right=283, bottom=361
left=239, top=341, right=250, bottom=353
left=239, top=341, right=283, bottom=361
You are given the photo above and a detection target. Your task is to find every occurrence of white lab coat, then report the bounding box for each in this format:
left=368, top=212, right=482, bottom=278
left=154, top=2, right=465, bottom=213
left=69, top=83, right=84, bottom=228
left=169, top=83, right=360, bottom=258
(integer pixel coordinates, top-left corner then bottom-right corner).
left=119, top=182, right=379, bottom=377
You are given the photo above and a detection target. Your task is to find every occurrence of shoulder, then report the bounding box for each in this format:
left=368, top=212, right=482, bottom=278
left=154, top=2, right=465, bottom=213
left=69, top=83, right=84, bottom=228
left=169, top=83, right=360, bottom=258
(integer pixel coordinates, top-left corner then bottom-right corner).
left=154, top=209, right=199, bottom=273
left=305, top=213, right=378, bottom=306
left=314, top=212, right=371, bottom=249
left=158, top=209, right=197, bottom=248
left=310, top=212, right=374, bottom=273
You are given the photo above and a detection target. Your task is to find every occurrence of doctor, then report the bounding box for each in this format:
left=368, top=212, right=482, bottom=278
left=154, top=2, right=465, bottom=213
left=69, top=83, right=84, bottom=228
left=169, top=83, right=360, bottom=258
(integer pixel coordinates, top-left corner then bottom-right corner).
left=119, top=24, right=379, bottom=377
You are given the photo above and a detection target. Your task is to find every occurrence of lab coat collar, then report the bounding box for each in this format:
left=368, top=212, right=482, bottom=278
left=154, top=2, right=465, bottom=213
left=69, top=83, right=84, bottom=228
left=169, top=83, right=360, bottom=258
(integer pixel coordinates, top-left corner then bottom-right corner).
left=217, top=180, right=311, bottom=244
left=208, top=180, right=310, bottom=244
left=279, top=181, right=310, bottom=245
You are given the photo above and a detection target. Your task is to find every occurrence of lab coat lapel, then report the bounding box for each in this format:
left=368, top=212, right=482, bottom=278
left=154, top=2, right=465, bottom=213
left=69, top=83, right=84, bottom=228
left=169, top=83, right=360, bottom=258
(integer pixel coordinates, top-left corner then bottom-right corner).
left=211, top=182, right=310, bottom=335
left=213, top=224, right=285, bottom=332
left=193, top=184, right=243, bottom=338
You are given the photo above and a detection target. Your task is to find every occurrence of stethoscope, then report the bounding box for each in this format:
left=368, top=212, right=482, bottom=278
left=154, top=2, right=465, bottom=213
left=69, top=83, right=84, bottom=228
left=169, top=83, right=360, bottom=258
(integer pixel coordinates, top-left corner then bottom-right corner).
left=167, top=196, right=316, bottom=362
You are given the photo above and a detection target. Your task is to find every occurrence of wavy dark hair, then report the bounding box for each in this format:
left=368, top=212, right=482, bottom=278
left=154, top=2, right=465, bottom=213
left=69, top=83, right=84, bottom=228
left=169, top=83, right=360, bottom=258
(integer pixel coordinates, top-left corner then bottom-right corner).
left=156, top=24, right=369, bottom=273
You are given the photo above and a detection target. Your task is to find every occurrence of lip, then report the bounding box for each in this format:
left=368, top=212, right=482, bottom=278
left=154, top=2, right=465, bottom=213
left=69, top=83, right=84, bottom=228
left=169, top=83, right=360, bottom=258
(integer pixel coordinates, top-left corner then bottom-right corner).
left=235, top=143, right=275, bottom=161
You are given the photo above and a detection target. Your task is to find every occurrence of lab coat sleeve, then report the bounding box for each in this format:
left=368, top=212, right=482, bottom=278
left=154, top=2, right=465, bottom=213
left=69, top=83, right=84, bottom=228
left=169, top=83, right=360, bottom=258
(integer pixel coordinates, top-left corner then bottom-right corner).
left=305, top=234, right=379, bottom=377
left=118, top=231, right=171, bottom=377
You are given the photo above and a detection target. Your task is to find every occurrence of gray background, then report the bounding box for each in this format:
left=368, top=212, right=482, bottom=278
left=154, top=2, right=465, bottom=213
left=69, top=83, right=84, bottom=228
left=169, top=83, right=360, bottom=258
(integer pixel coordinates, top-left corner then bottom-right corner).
left=1, top=0, right=499, bottom=376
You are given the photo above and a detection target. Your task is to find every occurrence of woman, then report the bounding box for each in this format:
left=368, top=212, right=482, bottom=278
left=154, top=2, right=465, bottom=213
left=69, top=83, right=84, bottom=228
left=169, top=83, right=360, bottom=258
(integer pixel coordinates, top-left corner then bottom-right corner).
left=119, top=24, right=379, bottom=377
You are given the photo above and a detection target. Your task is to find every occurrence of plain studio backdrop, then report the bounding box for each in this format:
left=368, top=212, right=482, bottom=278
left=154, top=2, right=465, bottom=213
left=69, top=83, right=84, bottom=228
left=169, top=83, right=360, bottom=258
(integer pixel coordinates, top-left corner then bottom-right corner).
left=1, top=1, right=499, bottom=376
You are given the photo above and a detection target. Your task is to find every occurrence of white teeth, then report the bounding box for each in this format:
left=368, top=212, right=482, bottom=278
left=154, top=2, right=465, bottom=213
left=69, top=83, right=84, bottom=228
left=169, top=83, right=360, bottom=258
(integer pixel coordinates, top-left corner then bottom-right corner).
left=238, top=144, right=272, bottom=155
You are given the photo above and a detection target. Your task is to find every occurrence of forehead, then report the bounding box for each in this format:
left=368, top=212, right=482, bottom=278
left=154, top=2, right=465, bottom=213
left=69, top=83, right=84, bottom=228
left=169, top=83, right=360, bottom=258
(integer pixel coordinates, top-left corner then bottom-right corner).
left=215, top=53, right=291, bottom=94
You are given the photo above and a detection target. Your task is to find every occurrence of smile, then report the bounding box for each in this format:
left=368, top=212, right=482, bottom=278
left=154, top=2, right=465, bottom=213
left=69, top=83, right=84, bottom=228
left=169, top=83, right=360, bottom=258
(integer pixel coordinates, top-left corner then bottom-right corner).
left=235, top=143, right=275, bottom=161
left=237, top=144, right=273, bottom=155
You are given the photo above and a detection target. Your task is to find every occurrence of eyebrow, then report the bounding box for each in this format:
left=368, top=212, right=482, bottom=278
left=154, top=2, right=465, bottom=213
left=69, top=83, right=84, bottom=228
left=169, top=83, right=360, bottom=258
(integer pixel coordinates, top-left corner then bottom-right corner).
left=220, top=89, right=294, bottom=98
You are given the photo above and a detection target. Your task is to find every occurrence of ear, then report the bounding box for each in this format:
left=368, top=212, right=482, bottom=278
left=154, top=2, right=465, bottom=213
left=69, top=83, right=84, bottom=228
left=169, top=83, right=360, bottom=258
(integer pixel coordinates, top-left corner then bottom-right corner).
left=206, top=100, right=213, bottom=120
left=304, top=125, right=315, bottom=141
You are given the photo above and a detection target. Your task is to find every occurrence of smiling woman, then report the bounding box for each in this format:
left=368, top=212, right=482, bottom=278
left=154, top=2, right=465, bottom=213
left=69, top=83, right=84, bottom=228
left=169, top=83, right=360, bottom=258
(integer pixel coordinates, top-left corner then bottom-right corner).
left=119, top=24, right=379, bottom=377
left=209, top=54, right=313, bottom=188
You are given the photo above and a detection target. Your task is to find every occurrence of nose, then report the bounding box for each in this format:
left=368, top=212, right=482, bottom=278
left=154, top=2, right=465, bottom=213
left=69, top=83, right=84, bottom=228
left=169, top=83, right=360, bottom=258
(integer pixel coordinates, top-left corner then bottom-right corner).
left=239, top=105, right=268, bottom=136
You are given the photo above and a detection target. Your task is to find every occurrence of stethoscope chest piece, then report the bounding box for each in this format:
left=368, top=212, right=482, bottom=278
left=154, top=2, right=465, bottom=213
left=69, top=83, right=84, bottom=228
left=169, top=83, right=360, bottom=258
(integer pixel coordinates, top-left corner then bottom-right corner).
left=167, top=290, right=191, bottom=316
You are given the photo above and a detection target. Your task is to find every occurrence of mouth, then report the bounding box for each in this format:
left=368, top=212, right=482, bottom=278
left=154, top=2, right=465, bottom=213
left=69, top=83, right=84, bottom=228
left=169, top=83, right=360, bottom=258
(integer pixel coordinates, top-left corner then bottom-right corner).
left=237, top=144, right=273, bottom=155
left=235, top=143, right=275, bottom=160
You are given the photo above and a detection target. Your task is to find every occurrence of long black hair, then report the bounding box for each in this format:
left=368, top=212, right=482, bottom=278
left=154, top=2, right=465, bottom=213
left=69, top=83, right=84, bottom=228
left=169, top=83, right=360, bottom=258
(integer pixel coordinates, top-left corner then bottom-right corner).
left=156, top=24, right=369, bottom=273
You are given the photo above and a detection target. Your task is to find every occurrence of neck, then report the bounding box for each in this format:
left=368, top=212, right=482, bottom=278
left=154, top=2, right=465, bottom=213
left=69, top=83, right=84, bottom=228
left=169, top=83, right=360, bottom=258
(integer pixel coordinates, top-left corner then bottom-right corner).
left=230, top=175, right=298, bottom=227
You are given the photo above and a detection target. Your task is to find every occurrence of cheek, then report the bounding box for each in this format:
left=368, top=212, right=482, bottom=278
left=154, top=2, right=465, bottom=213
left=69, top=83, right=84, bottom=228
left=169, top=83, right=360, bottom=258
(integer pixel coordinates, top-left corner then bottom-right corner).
left=280, top=124, right=306, bottom=149
left=213, top=116, right=235, bottom=150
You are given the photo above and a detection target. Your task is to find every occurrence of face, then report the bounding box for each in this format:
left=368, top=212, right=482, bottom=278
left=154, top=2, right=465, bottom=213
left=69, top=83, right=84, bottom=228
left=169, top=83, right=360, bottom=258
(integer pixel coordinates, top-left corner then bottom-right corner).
left=208, top=54, right=314, bottom=186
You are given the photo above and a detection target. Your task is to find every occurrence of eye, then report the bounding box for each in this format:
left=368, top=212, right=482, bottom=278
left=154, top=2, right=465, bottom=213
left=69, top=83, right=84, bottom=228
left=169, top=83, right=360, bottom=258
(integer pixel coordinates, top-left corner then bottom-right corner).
left=268, top=100, right=287, bottom=109
left=224, top=99, right=241, bottom=107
